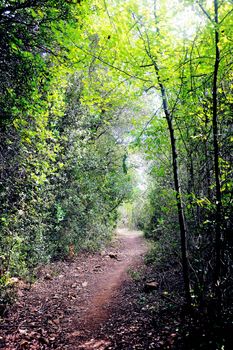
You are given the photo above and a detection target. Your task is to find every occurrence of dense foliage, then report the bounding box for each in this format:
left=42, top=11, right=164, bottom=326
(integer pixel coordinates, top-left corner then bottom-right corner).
left=0, top=0, right=131, bottom=291
left=0, top=1, right=232, bottom=346
left=79, top=3, right=233, bottom=340
left=83, top=0, right=232, bottom=309
left=130, top=0, right=233, bottom=310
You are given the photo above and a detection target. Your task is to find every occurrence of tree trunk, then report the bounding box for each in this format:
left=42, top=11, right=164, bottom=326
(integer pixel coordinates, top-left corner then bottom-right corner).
left=212, top=0, right=222, bottom=299
left=154, top=62, right=191, bottom=306
left=135, top=8, right=191, bottom=305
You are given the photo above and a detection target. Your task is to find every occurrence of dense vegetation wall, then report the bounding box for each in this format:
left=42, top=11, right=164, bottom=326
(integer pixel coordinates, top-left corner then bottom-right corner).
left=0, top=1, right=131, bottom=288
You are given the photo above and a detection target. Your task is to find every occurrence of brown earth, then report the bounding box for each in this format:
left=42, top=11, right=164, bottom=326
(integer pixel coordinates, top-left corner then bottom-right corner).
left=0, top=228, right=150, bottom=350
left=1, top=229, right=231, bottom=350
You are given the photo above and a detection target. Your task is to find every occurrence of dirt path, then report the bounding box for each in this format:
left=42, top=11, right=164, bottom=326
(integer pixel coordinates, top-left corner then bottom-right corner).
left=1, top=228, right=148, bottom=350
left=76, top=228, right=147, bottom=349
left=80, top=229, right=147, bottom=327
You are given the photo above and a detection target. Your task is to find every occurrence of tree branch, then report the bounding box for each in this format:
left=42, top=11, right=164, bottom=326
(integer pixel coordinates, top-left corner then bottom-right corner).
left=71, top=42, right=152, bottom=83
left=196, top=1, right=213, bottom=22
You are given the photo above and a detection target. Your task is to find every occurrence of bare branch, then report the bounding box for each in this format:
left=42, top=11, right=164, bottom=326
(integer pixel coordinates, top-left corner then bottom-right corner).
left=135, top=105, right=163, bottom=141
left=219, top=7, right=233, bottom=24
left=196, top=1, right=213, bottom=22
left=103, top=0, right=117, bottom=32
left=140, top=63, right=154, bottom=68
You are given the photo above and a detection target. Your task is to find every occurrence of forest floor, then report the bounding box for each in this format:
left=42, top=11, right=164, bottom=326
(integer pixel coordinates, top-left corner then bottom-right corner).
left=1, top=228, right=187, bottom=350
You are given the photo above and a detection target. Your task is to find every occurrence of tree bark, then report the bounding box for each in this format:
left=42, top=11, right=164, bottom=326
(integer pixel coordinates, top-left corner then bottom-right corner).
left=212, top=0, right=222, bottom=298
left=135, top=6, right=191, bottom=305
left=153, top=62, right=191, bottom=306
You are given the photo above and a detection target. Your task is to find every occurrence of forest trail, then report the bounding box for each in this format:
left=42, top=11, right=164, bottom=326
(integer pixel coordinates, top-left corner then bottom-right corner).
left=76, top=228, right=148, bottom=349
left=78, top=229, right=147, bottom=328
left=1, top=228, right=148, bottom=350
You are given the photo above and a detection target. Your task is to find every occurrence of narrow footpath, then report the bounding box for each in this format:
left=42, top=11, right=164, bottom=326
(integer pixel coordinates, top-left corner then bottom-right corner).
left=1, top=228, right=148, bottom=350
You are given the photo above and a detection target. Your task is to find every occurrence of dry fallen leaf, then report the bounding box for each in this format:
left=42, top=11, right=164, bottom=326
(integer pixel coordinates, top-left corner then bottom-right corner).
left=69, top=330, right=82, bottom=337
left=52, top=319, right=60, bottom=325
left=18, top=329, right=28, bottom=335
